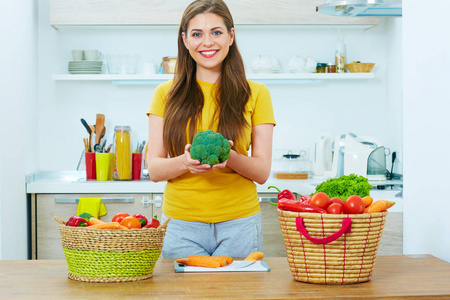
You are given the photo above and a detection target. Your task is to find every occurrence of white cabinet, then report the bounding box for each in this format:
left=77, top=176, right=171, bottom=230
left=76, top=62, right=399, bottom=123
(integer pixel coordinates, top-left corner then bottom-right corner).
left=50, top=0, right=378, bottom=26
left=31, top=193, right=163, bottom=259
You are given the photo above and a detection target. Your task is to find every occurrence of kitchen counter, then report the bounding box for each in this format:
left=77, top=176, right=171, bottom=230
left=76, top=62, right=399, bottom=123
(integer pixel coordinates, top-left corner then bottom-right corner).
left=26, top=170, right=402, bottom=195
left=0, top=255, right=449, bottom=299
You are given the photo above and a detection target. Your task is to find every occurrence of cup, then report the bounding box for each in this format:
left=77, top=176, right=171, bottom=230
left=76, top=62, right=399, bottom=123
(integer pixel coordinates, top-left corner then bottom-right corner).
left=96, top=153, right=113, bottom=181
left=84, top=50, right=102, bottom=61
left=108, top=153, right=115, bottom=180
left=107, top=54, right=123, bottom=74
left=72, top=50, right=84, bottom=61
left=142, top=61, right=156, bottom=74
left=132, top=152, right=143, bottom=180
left=124, top=54, right=141, bottom=74
left=85, top=152, right=96, bottom=180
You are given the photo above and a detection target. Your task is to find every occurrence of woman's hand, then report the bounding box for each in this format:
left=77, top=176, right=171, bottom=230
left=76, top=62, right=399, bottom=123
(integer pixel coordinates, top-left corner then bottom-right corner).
left=184, top=140, right=234, bottom=173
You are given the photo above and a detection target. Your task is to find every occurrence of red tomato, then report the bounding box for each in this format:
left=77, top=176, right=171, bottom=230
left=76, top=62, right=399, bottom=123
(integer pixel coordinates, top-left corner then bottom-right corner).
left=112, top=212, right=129, bottom=224
left=326, top=203, right=344, bottom=214
left=330, top=197, right=344, bottom=206
left=310, top=192, right=331, bottom=209
left=344, top=195, right=365, bottom=214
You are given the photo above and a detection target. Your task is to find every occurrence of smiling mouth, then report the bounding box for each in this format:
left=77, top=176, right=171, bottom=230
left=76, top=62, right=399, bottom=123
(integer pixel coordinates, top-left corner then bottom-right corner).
left=199, top=50, right=218, bottom=58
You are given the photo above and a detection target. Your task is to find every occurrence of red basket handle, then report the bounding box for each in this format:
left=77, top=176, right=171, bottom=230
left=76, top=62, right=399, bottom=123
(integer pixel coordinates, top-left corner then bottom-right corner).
left=296, top=217, right=352, bottom=244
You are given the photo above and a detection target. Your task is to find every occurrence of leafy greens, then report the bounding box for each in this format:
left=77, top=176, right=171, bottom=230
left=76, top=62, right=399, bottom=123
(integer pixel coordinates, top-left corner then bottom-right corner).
left=313, top=174, right=373, bottom=201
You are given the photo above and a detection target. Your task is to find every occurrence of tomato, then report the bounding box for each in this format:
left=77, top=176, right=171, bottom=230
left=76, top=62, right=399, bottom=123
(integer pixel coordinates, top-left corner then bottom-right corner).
left=344, top=195, right=365, bottom=214
left=143, top=217, right=161, bottom=229
left=301, top=195, right=311, bottom=203
left=112, top=212, right=129, bottom=224
left=330, top=197, right=344, bottom=206
left=120, top=216, right=142, bottom=229
left=310, top=192, right=331, bottom=209
left=326, top=203, right=344, bottom=214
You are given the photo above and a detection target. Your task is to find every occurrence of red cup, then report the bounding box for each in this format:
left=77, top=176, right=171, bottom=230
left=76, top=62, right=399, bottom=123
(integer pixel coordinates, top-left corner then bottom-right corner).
left=132, top=152, right=143, bottom=181
left=85, top=152, right=96, bottom=180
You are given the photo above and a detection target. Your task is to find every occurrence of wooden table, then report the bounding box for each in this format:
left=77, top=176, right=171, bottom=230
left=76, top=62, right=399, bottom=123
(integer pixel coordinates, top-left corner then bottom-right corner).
left=0, top=255, right=449, bottom=299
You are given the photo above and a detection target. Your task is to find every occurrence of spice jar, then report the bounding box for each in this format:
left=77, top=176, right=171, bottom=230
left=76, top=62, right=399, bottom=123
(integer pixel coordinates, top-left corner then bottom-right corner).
left=113, top=126, right=132, bottom=180
left=326, top=63, right=336, bottom=73
left=316, top=63, right=327, bottom=73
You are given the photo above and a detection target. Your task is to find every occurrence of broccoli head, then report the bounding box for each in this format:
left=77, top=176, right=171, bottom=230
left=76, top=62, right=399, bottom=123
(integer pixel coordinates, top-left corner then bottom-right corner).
left=190, top=130, right=231, bottom=166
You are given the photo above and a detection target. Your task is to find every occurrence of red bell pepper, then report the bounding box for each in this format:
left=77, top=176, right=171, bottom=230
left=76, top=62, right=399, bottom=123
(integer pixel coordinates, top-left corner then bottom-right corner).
left=66, top=215, right=89, bottom=227
left=143, top=215, right=160, bottom=229
left=277, top=198, right=327, bottom=214
left=268, top=186, right=296, bottom=201
left=301, top=195, right=311, bottom=204
left=133, top=213, right=148, bottom=227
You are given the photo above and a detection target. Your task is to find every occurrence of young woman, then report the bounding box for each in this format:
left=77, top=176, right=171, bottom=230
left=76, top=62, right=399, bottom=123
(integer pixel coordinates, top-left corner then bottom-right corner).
left=147, top=0, right=276, bottom=258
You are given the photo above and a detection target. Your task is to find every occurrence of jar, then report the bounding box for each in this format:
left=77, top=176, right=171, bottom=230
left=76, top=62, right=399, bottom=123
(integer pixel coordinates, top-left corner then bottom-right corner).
left=114, top=126, right=132, bottom=180
left=316, top=63, right=327, bottom=73
left=282, top=152, right=301, bottom=173
left=161, top=56, right=177, bottom=74
left=326, top=63, right=336, bottom=73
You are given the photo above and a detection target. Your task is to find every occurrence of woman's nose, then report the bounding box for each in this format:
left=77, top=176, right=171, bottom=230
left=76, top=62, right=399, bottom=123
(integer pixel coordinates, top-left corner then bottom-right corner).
left=202, top=35, right=214, bottom=47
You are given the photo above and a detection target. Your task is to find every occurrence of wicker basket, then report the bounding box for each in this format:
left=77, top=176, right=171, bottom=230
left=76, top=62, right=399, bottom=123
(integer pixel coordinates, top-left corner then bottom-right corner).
left=278, top=209, right=387, bottom=284
left=54, top=216, right=170, bottom=283
left=345, top=63, right=375, bottom=73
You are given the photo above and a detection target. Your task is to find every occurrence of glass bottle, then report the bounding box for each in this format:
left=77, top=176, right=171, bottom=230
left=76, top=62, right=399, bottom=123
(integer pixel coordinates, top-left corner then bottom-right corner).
left=113, top=126, right=132, bottom=180
left=335, top=42, right=346, bottom=73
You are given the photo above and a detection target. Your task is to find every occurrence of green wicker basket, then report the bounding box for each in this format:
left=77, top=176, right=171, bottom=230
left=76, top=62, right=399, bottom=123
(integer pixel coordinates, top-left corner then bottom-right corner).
left=55, top=216, right=169, bottom=283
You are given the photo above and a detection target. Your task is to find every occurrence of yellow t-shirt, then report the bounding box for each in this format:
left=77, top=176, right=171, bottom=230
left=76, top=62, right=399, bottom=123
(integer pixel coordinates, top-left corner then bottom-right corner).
left=147, top=79, right=276, bottom=223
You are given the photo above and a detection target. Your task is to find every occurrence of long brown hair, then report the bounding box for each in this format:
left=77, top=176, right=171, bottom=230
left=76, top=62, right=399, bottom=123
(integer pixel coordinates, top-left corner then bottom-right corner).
left=163, top=0, right=251, bottom=158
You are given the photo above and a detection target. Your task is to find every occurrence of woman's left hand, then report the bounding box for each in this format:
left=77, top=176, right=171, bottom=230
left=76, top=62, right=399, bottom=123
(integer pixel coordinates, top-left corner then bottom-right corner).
left=184, top=140, right=233, bottom=173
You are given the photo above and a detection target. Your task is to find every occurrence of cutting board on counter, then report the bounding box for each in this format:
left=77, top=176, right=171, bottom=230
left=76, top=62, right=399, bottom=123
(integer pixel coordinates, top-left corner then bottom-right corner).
left=174, top=261, right=270, bottom=273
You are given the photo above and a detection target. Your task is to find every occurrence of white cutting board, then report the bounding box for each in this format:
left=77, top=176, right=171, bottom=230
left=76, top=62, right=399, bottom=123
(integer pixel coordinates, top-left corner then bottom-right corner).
left=174, top=260, right=270, bottom=273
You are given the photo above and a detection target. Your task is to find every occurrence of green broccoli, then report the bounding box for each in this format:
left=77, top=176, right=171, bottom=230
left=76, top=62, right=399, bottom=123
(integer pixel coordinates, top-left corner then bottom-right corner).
left=190, top=130, right=231, bottom=166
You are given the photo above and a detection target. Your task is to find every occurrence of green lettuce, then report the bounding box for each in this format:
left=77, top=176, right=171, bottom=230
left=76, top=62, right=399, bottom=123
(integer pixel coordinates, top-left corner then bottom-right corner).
left=313, top=174, right=372, bottom=201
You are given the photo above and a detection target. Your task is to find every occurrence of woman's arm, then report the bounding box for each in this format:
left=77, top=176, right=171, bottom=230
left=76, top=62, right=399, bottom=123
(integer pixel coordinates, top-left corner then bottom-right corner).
left=147, top=114, right=217, bottom=182
left=226, top=123, right=274, bottom=185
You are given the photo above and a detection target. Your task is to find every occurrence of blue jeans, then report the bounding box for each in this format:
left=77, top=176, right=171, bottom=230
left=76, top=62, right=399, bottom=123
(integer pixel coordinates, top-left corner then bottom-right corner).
left=161, top=212, right=263, bottom=258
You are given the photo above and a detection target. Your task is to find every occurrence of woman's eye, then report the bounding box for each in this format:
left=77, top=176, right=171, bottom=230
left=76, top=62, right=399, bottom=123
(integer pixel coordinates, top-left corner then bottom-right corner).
left=192, top=32, right=202, bottom=37
left=212, top=31, right=222, bottom=36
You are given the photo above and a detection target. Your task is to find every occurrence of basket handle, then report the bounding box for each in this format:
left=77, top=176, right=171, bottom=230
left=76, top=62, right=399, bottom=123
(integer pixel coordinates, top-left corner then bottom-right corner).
left=54, top=216, right=66, bottom=225
left=296, top=217, right=352, bottom=244
left=157, top=217, right=171, bottom=231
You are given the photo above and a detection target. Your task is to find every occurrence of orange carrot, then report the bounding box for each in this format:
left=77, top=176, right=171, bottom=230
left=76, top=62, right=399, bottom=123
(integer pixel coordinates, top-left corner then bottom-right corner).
left=176, top=256, right=222, bottom=268
left=88, top=222, right=123, bottom=229
left=364, top=200, right=395, bottom=213
left=88, top=217, right=105, bottom=225
left=215, top=256, right=233, bottom=265
left=362, top=196, right=373, bottom=208
left=187, top=255, right=230, bottom=267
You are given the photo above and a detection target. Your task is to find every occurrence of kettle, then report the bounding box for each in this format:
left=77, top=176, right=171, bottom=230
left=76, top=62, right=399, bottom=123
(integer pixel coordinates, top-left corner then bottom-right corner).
left=312, top=135, right=333, bottom=177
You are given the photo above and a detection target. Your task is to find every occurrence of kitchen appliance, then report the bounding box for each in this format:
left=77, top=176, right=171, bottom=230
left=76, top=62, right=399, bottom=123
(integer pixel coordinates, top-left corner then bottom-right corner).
left=316, top=0, right=402, bottom=17
left=313, top=133, right=389, bottom=181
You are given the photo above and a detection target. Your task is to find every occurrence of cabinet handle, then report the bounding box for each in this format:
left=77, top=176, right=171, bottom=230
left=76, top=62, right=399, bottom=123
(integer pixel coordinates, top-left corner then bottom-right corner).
left=258, top=197, right=278, bottom=203
left=55, top=197, right=134, bottom=204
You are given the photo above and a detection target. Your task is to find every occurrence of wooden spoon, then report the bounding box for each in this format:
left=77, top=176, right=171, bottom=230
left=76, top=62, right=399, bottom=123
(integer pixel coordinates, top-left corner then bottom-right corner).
left=95, top=114, right=105, bottom=145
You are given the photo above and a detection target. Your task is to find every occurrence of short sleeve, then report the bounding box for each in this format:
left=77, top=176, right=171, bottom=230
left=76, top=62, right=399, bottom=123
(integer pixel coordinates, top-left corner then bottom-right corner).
left=146, top=80, right=173, bottom=117
left=251, top=82, right=276, bottom=126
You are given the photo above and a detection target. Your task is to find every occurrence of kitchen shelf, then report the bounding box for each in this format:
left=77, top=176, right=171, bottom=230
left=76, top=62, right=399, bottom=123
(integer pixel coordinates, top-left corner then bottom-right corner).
left=52, top=73, right=375, bottom=84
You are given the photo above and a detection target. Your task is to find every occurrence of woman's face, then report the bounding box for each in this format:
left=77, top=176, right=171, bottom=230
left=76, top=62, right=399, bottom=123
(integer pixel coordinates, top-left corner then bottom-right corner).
left=182, top=12, right=234, bottom=78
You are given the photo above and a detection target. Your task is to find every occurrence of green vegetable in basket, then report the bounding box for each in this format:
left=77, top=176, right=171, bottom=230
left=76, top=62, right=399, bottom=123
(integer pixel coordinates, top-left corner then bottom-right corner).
left=313, top=174, right=372, bottom=201
left=78, top=212, right=94, bottom=222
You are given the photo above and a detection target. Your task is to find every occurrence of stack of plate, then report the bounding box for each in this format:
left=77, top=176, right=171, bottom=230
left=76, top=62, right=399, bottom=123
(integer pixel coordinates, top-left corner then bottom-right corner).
left=68, top=61, right=103, bottom=74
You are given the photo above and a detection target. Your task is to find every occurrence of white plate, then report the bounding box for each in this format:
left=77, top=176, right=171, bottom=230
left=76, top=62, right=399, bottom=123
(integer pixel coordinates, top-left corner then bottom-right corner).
left=69, top=71, right=102, bottom=74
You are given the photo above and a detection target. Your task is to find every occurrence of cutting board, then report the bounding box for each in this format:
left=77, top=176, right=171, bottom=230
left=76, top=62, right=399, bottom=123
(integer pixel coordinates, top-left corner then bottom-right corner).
left=174, top=260, right=270, bottom=273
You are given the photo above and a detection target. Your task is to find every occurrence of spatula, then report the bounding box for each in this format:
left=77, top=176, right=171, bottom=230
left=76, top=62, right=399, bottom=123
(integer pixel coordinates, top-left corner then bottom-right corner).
left=94, top=114, right=105, bottom=152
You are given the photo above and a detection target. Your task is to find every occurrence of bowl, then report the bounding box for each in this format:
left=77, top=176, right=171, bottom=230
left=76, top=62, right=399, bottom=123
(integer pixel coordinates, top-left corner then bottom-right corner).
left=345, top=63, right=375, bottom=73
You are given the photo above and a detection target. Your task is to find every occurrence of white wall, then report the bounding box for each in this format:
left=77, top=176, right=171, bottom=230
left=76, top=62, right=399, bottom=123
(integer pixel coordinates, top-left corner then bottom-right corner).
left=38, top=5, right=402, bottom=174
left=403, top=1, right=450, bottom=262
left=0, top=0, right=39, bottom=259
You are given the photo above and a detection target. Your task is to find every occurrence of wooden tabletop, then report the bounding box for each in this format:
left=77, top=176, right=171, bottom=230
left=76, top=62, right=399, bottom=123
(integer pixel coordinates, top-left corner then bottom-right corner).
left=0, top=255, right=449, bottom=299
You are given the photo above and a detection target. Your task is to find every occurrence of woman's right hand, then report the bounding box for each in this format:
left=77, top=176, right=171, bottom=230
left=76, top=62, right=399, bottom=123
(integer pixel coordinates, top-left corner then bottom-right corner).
left=183, top=144, right=215, bottom=174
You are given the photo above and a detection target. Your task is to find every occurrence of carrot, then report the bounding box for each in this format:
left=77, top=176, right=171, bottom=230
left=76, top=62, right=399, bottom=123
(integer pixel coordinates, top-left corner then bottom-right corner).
left=88, top=222, right=123, bottom=229
left=364, top=200, right=395, bottom=213
left=187, top=255, right=231, bottom=267
left=215, top=256, right=233, bottom=265
left=362, top=196, right=373, bottom=208
left=176, top=256, right=222, bottom=268
left=88, top=217, right=105, bottom=225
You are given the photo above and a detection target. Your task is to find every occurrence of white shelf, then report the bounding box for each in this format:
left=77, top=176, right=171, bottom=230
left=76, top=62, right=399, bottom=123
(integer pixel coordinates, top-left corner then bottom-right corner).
left=52, top=73, right=375, bottom=84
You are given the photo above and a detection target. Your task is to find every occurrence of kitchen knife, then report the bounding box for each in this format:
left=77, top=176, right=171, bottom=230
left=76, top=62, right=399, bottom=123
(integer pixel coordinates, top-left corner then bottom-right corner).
left=234, top=251, right=264, bottom=269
